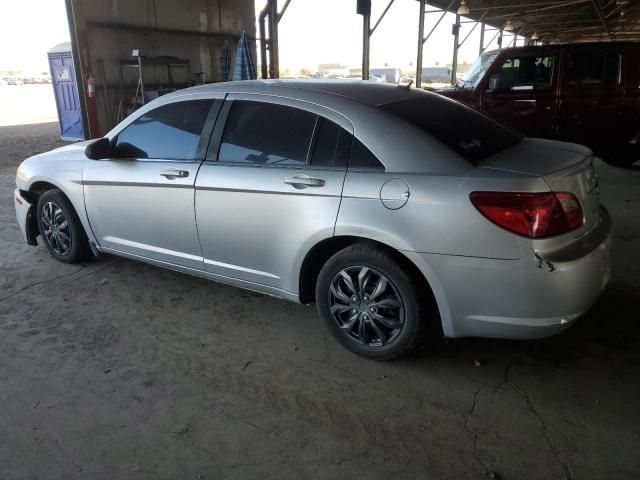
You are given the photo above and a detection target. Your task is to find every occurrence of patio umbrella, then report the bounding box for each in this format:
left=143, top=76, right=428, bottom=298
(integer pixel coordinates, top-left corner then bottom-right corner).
left=219, top=40, right=232, bottom=82
left=232, top=31, right=257, bottom=81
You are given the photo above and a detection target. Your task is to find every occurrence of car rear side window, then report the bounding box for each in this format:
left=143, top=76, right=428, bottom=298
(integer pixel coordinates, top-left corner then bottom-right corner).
left=219, top=101, right=316, bottom=166
left=309, top=117, right=351, bottom=169
left=378, top=93, right=522, bottom=163
left=349, top=138, right=384, bottom=170
left=114, top=100, right=214, bottom=160
left=566, top=51, right=620, bottom=87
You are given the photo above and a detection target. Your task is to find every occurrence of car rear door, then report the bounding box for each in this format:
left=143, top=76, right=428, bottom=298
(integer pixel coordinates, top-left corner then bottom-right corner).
left=84, top=97, right=220, bottom=270
left=194, top=95, right=352, bottom=294
left=480, top=52, right=558, bottom=137
left=556, top=45, right=626, bottom=155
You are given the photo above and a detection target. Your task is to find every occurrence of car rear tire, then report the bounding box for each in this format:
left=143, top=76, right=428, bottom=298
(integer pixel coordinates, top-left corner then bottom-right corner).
left=36, top=189, right=92, bottom=264
left=315, top=242, right=431, bottom=360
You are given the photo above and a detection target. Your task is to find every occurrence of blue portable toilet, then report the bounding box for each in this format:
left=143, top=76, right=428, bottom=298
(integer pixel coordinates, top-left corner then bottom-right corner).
left=48, top=42, right=84, bottom=140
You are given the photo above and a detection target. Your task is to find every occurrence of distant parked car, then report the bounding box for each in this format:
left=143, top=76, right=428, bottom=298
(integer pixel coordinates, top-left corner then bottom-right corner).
left=0, top=78, right=8, bottom=85
left=6, top=78, right=24, bottom=86
left=422, top=67, right=452, bottom=84
left=399, top=74, right=415, bottom=84
left=14, top=81, right=611, bottom=360
left=370, top=68, right=401, bottom=83
left=438, top=42, right=640, bottom=166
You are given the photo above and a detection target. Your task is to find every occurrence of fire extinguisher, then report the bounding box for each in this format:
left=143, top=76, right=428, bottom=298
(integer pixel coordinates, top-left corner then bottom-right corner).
left=87, top=73, right=96, bottom=98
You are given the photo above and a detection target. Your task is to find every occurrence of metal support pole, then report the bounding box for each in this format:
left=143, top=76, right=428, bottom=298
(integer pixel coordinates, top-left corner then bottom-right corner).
left=479, top=21, right=485, bottom=55
left=259, top=5, right=268, bottom=79
left=362, top=10, right=371, bottom=79
left=498, top=29, right=504, bottom=48
left=277, top=0, right=291, bottom=22
left=137, top=55, right=145, bottom=105
left=458, top=19, right=479, bottom=48
left=268, top=0, right=279, bottom=78
left=451, top=14, right=460, bottom=85
left=370, top=0, right=395, bottom=36
left=513, top=28, right=523, bottom=47
left=416, top=0, right=426, bottom=88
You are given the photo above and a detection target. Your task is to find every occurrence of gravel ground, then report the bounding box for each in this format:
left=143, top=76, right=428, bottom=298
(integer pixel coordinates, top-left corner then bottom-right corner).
left=1, top=122, right=639, bottom=480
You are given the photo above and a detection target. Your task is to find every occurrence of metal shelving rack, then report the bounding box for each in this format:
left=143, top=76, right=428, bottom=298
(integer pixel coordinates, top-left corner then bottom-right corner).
left=118, top=52, right=191, bottom=118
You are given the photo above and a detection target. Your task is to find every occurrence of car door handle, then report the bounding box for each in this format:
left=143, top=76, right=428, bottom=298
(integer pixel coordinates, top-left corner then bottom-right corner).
left=284, top=175, right=325, bottom=189
left=160, top=169, right=189, bottom=179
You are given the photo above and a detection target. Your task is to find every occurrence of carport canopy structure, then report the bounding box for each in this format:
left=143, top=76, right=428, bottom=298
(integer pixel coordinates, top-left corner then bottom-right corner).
left=259, top=0, right=640, bottom=86
left=428, top=0, right=640, bottom=43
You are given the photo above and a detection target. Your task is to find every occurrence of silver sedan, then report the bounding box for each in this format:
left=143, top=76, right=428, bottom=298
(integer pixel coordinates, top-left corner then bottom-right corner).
left=14, top=80, right=612, bottom=360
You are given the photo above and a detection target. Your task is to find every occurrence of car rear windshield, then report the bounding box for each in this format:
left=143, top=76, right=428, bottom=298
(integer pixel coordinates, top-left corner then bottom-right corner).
left=378, top=94, right=522, bottom=163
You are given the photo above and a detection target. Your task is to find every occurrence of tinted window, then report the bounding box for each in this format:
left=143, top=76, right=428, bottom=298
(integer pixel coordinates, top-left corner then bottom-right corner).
left=309, top=117, right=351, bottom=169
left=378, top=94, right=522, bottom=163
left=310, top=117, right=339, bottom=167
left=114, top=100, right=213, bottom=160
left=492, top=56, right=553, bottom=91
left=335, top=130, right=352, bottom=169
left=460, top=52, right=498, bottom=88
left=219, top=101, right=316, bottom=166
left=349, top=138, right=384, bottom=170
left=566, top=51, right=620, bottom=87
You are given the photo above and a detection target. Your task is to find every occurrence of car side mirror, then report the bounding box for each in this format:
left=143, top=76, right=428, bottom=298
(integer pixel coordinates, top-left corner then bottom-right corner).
left=487, top=74, right=509, bottom=93
left=84, top=138, right=113, bottom=160
left=488, top=74, right=500, bottom=91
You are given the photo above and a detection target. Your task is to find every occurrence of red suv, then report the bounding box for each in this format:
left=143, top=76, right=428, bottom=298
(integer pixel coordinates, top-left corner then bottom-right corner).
left=437, top=42, right=640, bottom=167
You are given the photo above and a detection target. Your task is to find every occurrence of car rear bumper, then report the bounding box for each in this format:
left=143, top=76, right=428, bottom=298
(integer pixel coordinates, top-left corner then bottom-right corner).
left=405, top=207, right=612, bottom=339
left=14, top=188, right=37, bottom=245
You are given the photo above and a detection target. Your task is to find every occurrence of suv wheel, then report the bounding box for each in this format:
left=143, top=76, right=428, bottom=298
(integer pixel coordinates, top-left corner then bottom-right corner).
left=316, top=243, right=430, bottom=360
left=36, top=189, right=92, bottom=264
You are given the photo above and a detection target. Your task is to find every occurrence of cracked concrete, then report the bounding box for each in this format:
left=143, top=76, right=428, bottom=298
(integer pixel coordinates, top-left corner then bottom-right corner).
left=1, top=122, right=639, bottom=480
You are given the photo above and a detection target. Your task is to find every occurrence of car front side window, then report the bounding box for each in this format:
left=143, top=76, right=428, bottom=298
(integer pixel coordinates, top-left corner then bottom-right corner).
left=491, top=56, right=554, bottom=92
left=113, top=99, right=214, bottom=160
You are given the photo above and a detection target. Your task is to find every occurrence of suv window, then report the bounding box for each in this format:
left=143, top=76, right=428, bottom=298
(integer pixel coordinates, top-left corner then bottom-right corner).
left=378, top=93, right=522, bottom=163
left=492, top=56, right=554, bottom=91
left=219, top=101, right=317, bottom=166
left=114, top=100, right=213, bottom=160
left=566, top=51, right=620, bottom=87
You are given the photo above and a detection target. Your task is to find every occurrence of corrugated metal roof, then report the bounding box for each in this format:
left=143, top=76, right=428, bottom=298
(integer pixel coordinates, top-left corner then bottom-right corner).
left=427, top=0, right=640, bottom=43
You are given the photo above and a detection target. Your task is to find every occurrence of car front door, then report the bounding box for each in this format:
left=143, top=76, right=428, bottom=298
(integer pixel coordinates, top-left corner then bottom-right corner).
left=480, top=53, right=557, bottom=138
left=84, top=97, right=220, bottom=270
left=194, top=96, right=352, bottom=295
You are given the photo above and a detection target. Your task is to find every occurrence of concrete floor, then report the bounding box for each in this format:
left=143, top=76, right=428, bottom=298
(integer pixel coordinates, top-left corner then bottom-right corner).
left=0, top=85, right=58, bottom=127
left=1, top=122, right=639, bottom=480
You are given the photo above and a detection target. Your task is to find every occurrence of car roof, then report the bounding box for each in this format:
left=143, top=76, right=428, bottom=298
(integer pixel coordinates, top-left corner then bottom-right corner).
left=175, top=79, right=421, bottom=107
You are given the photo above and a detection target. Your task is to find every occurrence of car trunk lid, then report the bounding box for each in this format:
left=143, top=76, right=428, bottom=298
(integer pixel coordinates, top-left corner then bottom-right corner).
left=478, top=138, right=601, bottom=236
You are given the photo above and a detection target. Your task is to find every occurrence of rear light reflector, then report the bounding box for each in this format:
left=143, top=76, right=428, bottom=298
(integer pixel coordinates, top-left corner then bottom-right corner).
left=469, top=191, right=584, bottom=238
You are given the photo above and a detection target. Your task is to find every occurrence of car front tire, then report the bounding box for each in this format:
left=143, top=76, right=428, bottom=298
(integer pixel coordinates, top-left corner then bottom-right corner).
left=315, top=242, right=430, bottom=360
left=36, top=189, right=92, bottom=264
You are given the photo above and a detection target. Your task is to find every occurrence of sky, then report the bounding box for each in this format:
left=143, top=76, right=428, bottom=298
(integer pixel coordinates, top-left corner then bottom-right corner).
left=0, top=0, right=518, bottom=74
left=0, top=0, right=70, bottom=73
left=263, top=0, right=512, bottom=73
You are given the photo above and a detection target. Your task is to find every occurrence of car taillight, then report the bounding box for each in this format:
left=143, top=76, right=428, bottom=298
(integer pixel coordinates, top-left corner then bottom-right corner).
left=469, top=191, right=584, bottom=238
